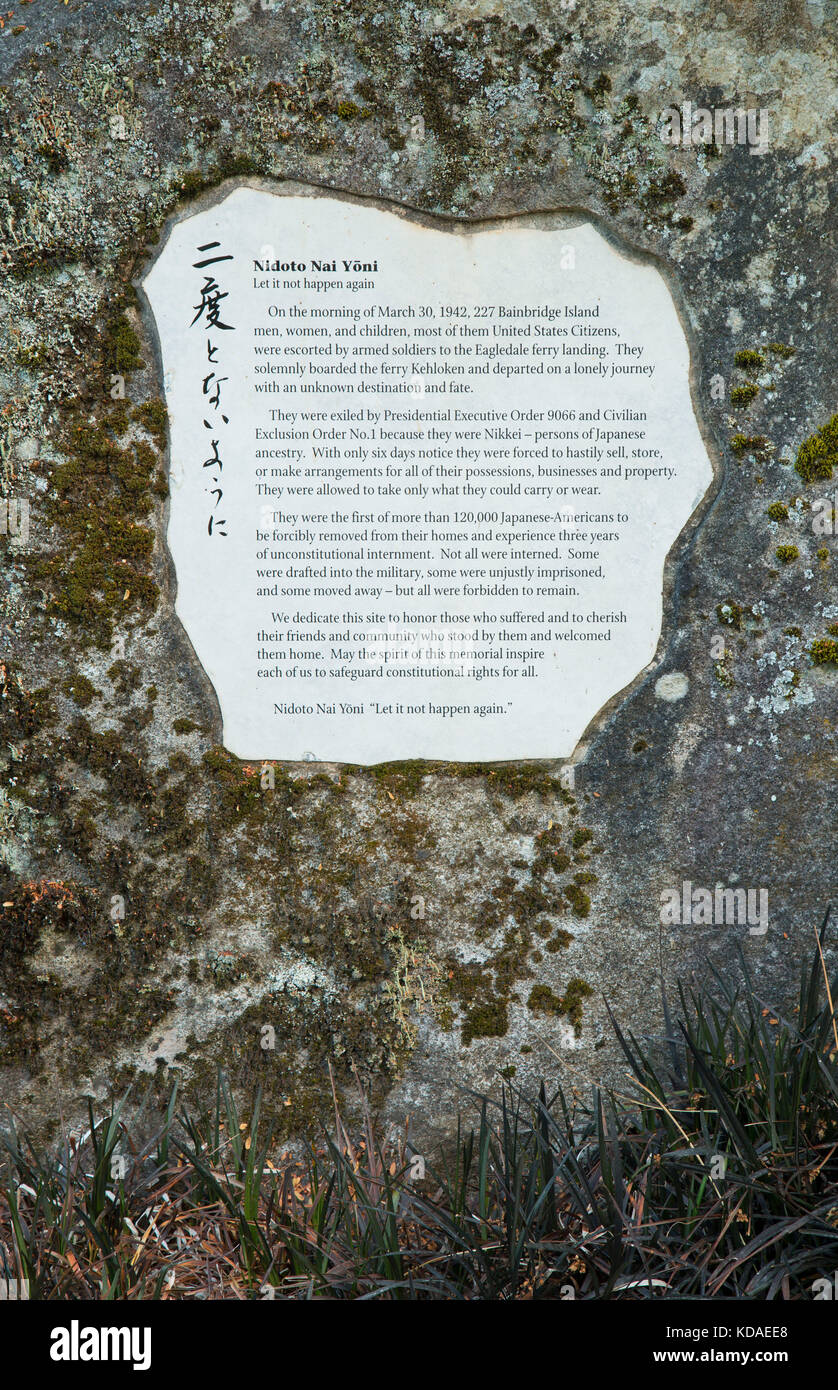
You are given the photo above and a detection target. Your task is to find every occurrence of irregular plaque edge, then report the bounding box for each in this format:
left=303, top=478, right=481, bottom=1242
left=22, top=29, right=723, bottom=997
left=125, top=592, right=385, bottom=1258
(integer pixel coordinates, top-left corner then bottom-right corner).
left=136, top=176, right=724, bottom=775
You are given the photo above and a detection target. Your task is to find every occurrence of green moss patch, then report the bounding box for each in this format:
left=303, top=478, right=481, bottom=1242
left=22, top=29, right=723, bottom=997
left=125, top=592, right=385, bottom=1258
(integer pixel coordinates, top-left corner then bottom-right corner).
left=811, top=638, right=838, bottom=666
left=527, top=977, right=593, bottom=1031
left=796, top=415, right=838, bottom=485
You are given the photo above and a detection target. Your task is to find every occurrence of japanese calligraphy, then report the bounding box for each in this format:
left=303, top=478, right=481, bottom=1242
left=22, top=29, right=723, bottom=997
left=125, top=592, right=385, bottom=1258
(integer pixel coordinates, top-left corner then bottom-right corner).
left=191, top=241, right=235, bottom=536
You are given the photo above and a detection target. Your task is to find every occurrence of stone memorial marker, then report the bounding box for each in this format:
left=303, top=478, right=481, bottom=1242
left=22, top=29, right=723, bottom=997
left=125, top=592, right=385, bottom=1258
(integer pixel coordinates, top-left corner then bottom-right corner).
left=144, top=187, right=712, bottom=762
left=2, top=1, right=835, bottom=1245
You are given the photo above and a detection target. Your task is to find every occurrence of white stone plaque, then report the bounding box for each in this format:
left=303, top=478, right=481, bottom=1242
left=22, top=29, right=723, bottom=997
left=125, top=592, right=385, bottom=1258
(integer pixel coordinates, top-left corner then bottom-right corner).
left=143, top=187, right=712, bottom=763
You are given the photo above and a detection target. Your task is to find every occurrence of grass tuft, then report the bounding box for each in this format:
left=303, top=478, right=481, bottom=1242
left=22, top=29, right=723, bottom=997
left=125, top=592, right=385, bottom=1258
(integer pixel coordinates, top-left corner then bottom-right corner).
left=2, top=916, right=837, bottom=1299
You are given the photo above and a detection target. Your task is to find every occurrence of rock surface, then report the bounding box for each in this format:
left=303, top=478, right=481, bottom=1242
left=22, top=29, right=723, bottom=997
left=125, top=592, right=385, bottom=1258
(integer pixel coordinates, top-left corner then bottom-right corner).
left=0, top=0, right=836, bottom=1146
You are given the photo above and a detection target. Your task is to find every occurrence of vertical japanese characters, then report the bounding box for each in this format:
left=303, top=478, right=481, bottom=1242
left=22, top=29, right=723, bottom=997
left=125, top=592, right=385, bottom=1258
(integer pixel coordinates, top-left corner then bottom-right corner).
left=191, top=240, right=236, bottom=537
